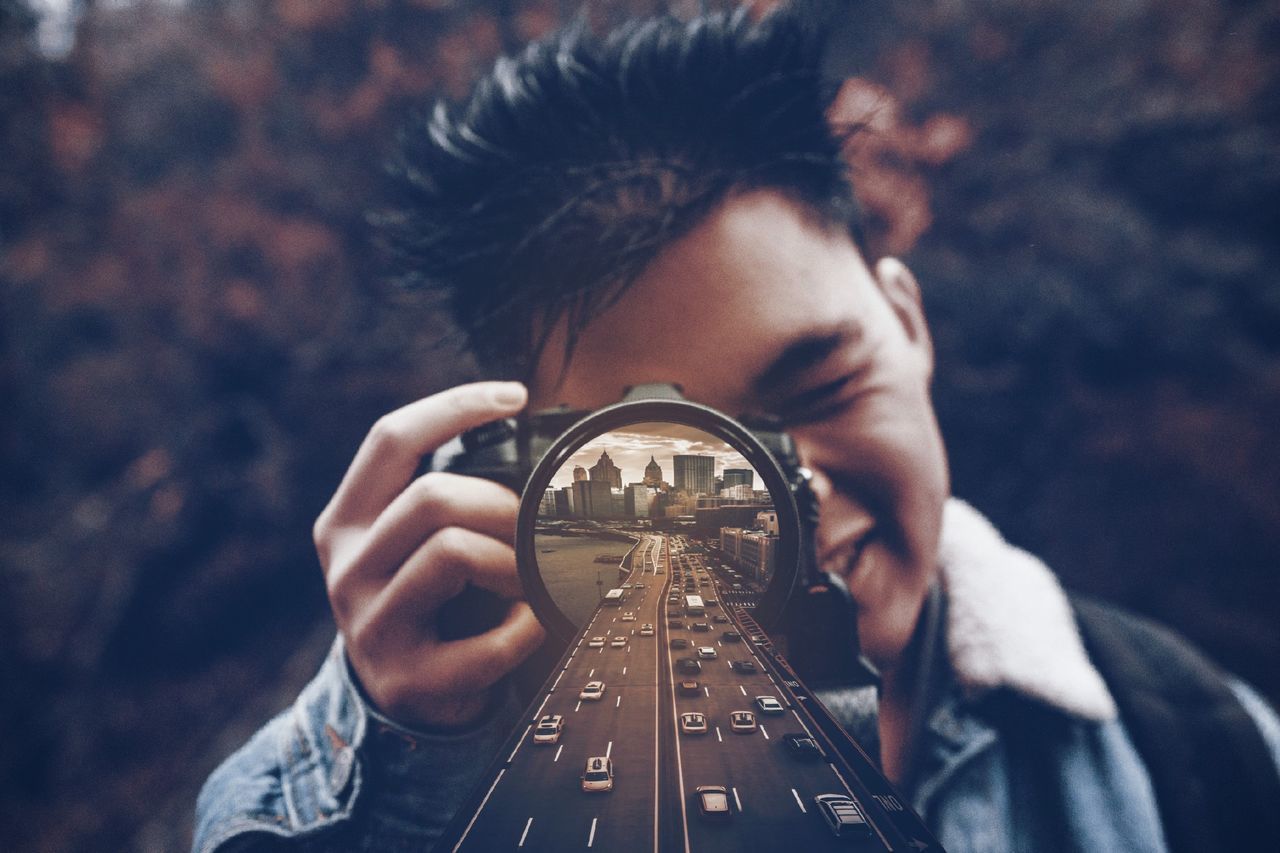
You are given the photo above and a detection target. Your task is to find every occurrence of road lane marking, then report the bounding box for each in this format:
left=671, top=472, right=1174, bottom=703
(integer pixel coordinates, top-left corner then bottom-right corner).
left=606, top=740, right=613, bottom=758
left=760, top=724, right=770, bottom=740
left=732, top=787, right=742, bottom=813
left=535, top=695, right=549, bottom=717
left=509, top=726, right=531, bottom=762
left=622, top=666, right=627, bottom=675
left=589, top=668, right=594, bottom=678
left=715, top=726, right=722, bottom=742
left=703, top=686, right=709, bottom=697
left=740, top=685, right=747, bottom=696
left=450, top=767, right=504, bottom=853
left=553, top=671, right=565, bottom=690
left=616, top=695, right=622, bottom=707
left=519, top=817, right=533, bottom=846
left=791, top=789, right=806, bottom=812
left=575, top=701, right=582, bottom=712
left=587, top=817, right=598, bottom=848
left=554, top=744, right=563, bottom=762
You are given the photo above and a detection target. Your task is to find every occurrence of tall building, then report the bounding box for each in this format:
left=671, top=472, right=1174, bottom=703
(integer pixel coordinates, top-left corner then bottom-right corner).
left=643, top=455, right=663, bottom=487
left=723, top=483, right=755, bottom=501
left=538, top=488, right=557, bottom=517
left=555, top=487, right=573, bottom=517
left=588, top=449, right=623, bottom=490
left=572, top=479, right=615, bottom=519
left=626, top=484, right=652, bottom=518
left=673, top=454, right=715, bottom=496
left=722, top=468, right=754, bottom=490
left=573, top=465, right=588, bottom=482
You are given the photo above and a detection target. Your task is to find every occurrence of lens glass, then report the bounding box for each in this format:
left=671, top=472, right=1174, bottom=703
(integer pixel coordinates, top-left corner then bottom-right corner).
left=531, top=421, right=781, bottom=631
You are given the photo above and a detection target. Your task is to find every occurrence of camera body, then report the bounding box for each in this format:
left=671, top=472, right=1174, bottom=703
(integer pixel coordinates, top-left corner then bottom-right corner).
left=440, top=383, right=876, bottom=690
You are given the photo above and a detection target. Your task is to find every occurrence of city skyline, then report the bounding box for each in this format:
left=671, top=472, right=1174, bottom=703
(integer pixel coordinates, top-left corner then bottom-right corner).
left=548, top=422, right=759, bottom=491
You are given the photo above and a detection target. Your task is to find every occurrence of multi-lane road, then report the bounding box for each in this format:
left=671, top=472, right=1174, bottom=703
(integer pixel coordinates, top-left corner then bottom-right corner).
left=447, top=533, right=925, bottom=852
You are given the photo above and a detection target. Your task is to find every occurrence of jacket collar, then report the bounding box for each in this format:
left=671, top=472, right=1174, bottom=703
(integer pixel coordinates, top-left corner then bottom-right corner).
left=937, top=498, right=1117, bottom=721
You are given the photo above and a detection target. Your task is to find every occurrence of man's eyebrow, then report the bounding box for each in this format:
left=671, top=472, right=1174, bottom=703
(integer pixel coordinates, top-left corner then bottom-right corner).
left=749, top=322, right=864, bottom=400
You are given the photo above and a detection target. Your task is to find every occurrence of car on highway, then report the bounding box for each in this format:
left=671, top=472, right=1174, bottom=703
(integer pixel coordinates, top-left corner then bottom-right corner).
left=639, top=623, right=655, bottom=636
left=588, top=636, right=605, bottom=648
left=668, top=619, right=684, bottom=629
left=729, top=710, right=757, bottom=733
left=695, top=786, right=731, bottom=820
left=679, top=679, right=700, bottom=696
left=749, top=634, right=766, bottom=645
left=730, top=659, right=756, bottom=674
left=679, top=712, right=708, bottom=734
left=755, top=695, right=785, bottom=715
left=713, top=614, right=730, bottom=623
left=691, top=622, right=710, bottom=632
left=579, top=681, right=606, bottom=701
left=677, top=658, right=702, bottom=674
left=781, top=733, right=823, bottom=760
left=610, top=636, right=627, bottom=648
left=621, top=583, right=633, bottom=589
left=669, top=638, right=689, bottom=650
left=721, top=630, right=741, bottom=642
left=704, top=598, right=718, bottom=606
left=813, top=793, right=870, bottom=837
left=532, top=714, right=564, bottom=744
left=581, top=756, right=614, bottom=792
left=697, top=646, right=718, bottom=660
left=620, top=612, right=636, bottom=622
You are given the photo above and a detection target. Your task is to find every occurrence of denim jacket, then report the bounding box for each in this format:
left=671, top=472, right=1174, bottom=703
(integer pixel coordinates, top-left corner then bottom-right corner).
left=194, top=500, right=1280, bottom=852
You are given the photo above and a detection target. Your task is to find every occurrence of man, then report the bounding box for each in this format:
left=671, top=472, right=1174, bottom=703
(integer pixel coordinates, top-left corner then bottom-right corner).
left=194, top=7, right=1280, bottom=852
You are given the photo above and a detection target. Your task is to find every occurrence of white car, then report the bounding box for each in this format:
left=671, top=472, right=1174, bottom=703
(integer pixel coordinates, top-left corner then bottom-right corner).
left=620, top=612, right=636, bottom=622
left=639, top=624, right=655, bottom=636
left=532, top=714, right=563, bottom=744
left=610, top=636, right=627, bottom=648
left=729, top=710, right=757, bottom=733
left=679, top=712, right=708, bottom=734
left=580, top=681, right=606, bottom=700
left=588, top=636, right=605, bottom=648
left=697, top=646, right=718, bottom=660
left=754, top=695, right=785, bottom=715
left=813, top=793, right=870, bottom=837
left=582, top=756, right=614, bottom=792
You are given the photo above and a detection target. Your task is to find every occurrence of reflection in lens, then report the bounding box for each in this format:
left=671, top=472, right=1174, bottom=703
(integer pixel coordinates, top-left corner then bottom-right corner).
left=532, top=422, right=780, bottom=630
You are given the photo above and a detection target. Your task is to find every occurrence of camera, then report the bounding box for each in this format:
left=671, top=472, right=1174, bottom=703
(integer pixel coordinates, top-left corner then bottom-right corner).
left=438, top=382, right=877, bottom=691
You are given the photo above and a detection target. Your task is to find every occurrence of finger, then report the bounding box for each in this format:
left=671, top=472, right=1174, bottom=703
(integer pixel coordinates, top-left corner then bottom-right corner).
left=325, top=381, right=527, bottom=527
left=335, top=472, right=518, bottom=587
left=415, top=602, right=546, bottom=698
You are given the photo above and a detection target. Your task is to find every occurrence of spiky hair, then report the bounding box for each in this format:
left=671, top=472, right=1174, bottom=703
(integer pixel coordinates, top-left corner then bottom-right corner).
left=381, top=5, right=863, bottom=381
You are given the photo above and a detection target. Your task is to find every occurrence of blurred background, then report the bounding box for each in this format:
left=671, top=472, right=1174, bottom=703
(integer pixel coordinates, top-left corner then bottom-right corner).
left=1, top=0, right=1276, bottom=849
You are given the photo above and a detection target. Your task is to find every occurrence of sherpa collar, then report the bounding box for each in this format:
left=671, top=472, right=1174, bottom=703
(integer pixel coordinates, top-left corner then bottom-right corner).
left=938, top=498, right=1117, bottom=721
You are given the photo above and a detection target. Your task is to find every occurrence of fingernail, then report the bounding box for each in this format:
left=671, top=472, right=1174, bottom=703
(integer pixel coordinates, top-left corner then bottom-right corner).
left=491, top=382, right=527, bottom=407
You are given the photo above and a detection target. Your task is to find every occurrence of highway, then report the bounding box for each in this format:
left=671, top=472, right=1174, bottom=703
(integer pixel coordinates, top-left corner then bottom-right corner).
left=448, top=533, right=919, bottom=852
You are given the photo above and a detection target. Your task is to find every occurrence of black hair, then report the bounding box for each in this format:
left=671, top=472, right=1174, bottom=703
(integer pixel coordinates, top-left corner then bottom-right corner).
left=380, top=4, right=864, bottom=382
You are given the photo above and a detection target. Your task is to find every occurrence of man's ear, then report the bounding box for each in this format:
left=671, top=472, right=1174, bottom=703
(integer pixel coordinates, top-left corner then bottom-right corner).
left=873, top=257, right=934, bottom=379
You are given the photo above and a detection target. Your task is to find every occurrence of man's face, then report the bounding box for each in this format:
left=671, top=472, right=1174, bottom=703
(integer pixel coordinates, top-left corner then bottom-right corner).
left=530, top=190, right=949, bottom=673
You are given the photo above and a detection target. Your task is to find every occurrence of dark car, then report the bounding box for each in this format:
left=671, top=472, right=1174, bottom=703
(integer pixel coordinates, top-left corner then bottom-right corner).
left=713, top=614, right=730, bottom=623
left=721, top=630, right=741, bottom=642
left=729, top=660, right=756, bottom=674
left=691, top=622, right=711, bottom=632
left=668, top=619, right=684, bottom=629
left=781, top=733, right=823, bottom=760
left=677, top=658, right=702, bottom=675
left=669, top=638, right=689, bottom=650
left=813, top=794, right=870, bottom=838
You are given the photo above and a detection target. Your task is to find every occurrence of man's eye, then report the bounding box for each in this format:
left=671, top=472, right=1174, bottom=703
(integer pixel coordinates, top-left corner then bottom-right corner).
left=774, top=375, right=858, bottom=425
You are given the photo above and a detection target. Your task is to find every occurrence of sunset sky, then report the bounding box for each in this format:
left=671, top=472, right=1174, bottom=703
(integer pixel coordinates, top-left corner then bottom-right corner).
left=547, top=422, right=759, bottom=491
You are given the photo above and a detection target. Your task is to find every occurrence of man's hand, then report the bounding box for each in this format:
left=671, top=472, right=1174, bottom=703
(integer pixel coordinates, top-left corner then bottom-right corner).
left=313, top=381, right=546, bottom=729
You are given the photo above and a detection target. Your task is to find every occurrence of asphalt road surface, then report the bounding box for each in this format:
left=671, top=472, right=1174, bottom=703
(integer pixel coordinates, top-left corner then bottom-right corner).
left=449, top=534, right=917, bottom=852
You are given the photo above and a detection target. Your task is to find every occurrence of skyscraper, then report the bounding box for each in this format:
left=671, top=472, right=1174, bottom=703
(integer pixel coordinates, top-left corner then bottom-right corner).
left=588, top=449, right=623, bottom=490
left=673, top=454, right=716, bottom=496
left=643, top=455, right=663, bottom=487
left=722, top=468, right=754, bottom=490
left=573, top=465, right=588, bottom=482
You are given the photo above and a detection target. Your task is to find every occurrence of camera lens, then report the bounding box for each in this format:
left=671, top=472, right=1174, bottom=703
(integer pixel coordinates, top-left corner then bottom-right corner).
left=514, top=398, right=800, bottom=644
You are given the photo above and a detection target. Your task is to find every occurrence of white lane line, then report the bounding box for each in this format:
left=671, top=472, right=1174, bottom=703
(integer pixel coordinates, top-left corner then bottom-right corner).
left=703, top=686, right=710, bottom=697
left=606, top=740, right=613, bottom=759
left=740, top=685, right=747, bottom=696
left=616, top=695, right=622, bottom=707
left=732, top=787, right=743, bottom=813
left=829, top=763, right=855, bottom=797
left=589, top=668, right=595, bottom=678
left=519, top=816, right=533, bottom=846
left=509, top=726, right=531, bottom=762
left=715, top=726, right=722, bottom=742
left=587, top=816, right=598, bottom=848
left=791, top=789, right=806, bottom=812
left=791, top=709, right=815, bottom=737
left=554, top=744, right=563, bottom=762
left=575, top=701, right=582, bottom=712
left=760, top=724, right=770, bottom=740
left=535, top=694, right=549, bottom=717
left=599, top=648, right=604, bottom=654
left=622, top=666, right=627, bottom=675
left=450, top=767, right=504, bottom=853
